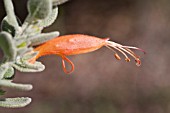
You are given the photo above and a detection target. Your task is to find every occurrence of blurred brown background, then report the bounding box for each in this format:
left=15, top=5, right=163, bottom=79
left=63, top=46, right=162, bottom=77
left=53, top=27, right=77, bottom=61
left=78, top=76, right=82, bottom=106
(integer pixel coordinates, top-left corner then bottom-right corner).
left=1, top=0, right=170, bottom=113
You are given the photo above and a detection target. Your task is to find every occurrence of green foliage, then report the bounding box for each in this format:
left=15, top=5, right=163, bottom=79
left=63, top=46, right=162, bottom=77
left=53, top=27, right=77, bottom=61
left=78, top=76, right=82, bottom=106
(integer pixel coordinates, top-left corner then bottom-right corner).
left=0, top=97, right=32, bottom=108
left=3, top=67, right=15, bottom=79
left=0, top=0, right=68, bottom=108
left=0, top=89, right=6, bottom=95
left=27, top=0, right=52, bottom=20
left=37, top=7, right=59, bottom=28
left=0, top=32, right=16, bottom=62
left=1, top=17, right=16, bottom=36
left=53, top=0, right=69, bottom=6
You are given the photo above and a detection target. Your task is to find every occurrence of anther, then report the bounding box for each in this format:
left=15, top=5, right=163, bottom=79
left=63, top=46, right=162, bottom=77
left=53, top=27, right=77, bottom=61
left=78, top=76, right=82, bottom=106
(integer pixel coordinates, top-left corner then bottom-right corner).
left=114, top=53, right=121, bottom=60
left=125, top=58, right=130, bottom=62
left=135, top=59, right=141, bottom=66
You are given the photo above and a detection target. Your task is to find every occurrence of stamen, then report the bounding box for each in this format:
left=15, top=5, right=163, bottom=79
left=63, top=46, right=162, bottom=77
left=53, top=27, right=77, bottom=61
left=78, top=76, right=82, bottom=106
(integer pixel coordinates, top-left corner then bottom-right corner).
left=114, top=47, right=130, bottom=61
left=105, top=40, right=143, bottom=66
left=105, top=45, right=117, bottom=54
left=106, top=41, right=122, bottom=46
left=135, top=58, right=141, bottom=66
left=124, top=48, right=140, bottom=58
left=125, top=58, right=130, bottom=62
left=105, top=45, right=121, bottom=60
left=114, top=53, right=121, bottom=60
left=121, top=46, right=146, bottom=54
left=118, top=47, right=139, bottom=61
left=106, top=44, right=130, bottom=61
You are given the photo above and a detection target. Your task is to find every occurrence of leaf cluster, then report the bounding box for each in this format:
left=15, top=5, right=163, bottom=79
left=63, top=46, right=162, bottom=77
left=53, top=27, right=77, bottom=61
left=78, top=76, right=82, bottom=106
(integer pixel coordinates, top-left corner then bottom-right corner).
left=0, top=0, right=67, bottom=108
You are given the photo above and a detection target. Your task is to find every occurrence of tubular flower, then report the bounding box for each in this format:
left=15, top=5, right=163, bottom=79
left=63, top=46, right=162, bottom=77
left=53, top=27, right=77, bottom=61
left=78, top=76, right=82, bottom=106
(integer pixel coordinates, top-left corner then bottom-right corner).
left=29, top=34, right=145, bottom=74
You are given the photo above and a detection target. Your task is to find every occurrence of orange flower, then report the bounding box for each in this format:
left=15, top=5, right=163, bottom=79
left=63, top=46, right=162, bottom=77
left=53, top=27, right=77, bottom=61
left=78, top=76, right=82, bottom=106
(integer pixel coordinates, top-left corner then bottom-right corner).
left=30, top=34, right=145, bottom=74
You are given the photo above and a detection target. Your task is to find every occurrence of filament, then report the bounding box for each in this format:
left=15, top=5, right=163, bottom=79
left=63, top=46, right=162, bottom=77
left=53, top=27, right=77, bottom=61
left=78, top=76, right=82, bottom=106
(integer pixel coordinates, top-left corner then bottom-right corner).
left=105, top=41, right=143, bottom=66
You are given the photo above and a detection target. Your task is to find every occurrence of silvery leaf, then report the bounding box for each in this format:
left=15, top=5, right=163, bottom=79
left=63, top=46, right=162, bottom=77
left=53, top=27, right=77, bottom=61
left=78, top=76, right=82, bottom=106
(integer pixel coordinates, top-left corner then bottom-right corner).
left=0, top=97, right=31, bottom=108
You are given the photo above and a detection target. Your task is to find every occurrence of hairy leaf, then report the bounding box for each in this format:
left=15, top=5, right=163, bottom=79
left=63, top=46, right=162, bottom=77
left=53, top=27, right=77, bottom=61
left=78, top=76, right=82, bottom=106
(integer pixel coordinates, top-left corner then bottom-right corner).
left=3, top=0, right=19, bottom=30
left=1, top=17, right=16, bottom=36
left=3, top=67, right=15, bottom=79
left=0, top=32, right=16, bottom=62
left=27, top=0, right=52, bottom=20
left=0, top=80, right=33, bottom=91
left=53, top=0, right=69, bottom=7
left=12, top=61, right=45, bottom=72
left=29, top=31, right=59, bottom=46
left=37, top=7, right=58, bottom=28
left=0, top=97, right=31, bottom=108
